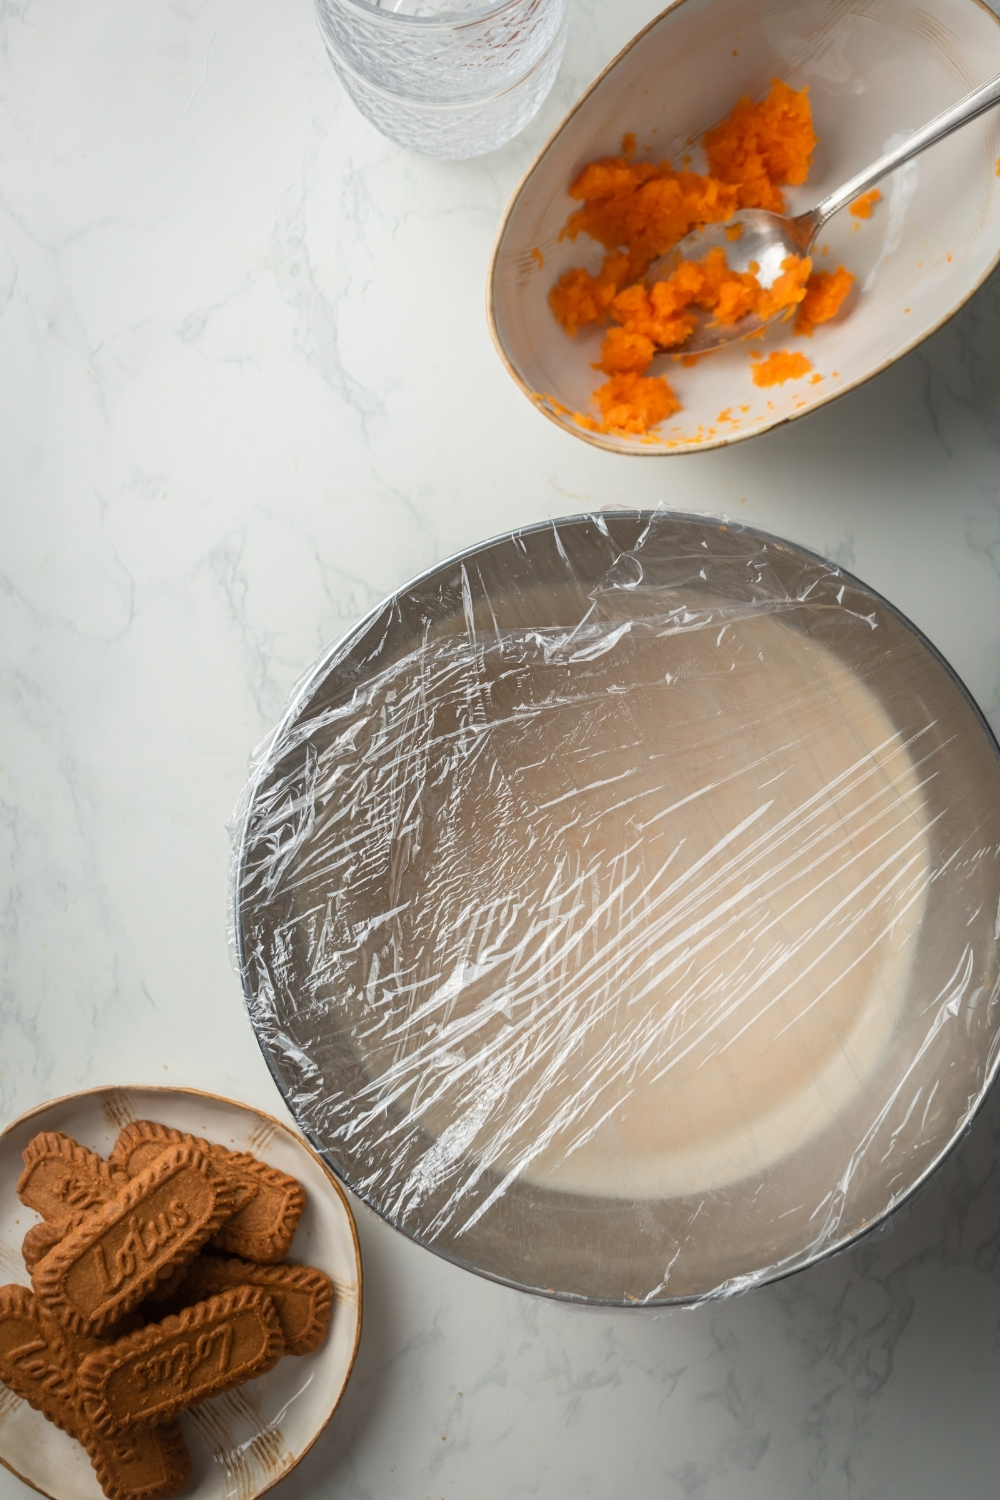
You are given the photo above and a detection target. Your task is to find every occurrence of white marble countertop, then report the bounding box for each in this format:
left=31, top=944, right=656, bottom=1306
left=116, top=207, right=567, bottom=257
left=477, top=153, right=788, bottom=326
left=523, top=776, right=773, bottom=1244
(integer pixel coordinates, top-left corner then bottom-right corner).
left=4, top=0, right=1000, bottom=1495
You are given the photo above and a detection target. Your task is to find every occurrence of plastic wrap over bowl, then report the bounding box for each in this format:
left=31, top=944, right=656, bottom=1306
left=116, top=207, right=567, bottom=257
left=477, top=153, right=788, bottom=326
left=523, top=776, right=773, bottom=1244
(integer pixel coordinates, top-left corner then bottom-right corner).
left=235, top=512, right=1000, bottom=1305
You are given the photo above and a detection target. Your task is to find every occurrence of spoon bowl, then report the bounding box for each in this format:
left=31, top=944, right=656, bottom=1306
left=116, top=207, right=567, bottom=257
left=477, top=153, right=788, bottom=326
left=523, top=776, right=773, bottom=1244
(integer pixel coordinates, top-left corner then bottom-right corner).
left=646, top=208, right=817, bottom=354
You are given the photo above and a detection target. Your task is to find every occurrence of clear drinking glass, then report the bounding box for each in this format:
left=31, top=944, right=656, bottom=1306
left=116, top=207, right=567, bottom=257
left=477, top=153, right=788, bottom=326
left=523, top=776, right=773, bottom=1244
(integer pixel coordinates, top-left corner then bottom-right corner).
left=313, top=0, right=568, bottom=160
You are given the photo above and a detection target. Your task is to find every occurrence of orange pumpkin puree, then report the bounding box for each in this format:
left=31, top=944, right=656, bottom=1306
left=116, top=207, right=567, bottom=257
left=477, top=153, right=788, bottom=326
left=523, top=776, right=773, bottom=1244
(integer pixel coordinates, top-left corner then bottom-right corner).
left=796, top=266, right=854, bottom=336
left=549, top=80, right=855, bottom=434
left=751, top=349, right=813, bottom=387
left=596, top=249, right=812, bottom=378
left=849, top=189, right=881, bottom=219
left=703, top=77, right=816, bottom=212
left=595, top=373, right=681, bottom=432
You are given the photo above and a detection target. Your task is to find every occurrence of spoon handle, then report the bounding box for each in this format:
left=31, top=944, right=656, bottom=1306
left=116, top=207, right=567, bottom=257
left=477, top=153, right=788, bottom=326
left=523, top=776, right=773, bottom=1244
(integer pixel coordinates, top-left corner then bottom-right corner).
left=810, top=70, right=1000, bottom=231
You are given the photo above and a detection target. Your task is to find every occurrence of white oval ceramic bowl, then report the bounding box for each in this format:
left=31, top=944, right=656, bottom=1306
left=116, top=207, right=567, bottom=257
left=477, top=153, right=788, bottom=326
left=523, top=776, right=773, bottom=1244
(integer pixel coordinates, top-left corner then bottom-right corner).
left=488, top=0, right=1000, bottom=454
left=0, top=1087, right=362, bottom=1500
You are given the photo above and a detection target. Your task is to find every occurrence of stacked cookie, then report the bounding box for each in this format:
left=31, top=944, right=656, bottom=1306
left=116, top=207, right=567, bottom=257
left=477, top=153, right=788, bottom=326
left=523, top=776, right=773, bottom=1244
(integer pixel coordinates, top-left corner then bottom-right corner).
left=0, top=1121, right=334, bottom=1500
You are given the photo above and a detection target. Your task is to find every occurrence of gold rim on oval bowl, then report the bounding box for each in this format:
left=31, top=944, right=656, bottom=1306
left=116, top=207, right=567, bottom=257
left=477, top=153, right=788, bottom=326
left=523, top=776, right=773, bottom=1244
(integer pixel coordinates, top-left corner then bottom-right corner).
left=487, top=0, right=1000, bottom=454
left=0, top=1085, right=363, bottom=1500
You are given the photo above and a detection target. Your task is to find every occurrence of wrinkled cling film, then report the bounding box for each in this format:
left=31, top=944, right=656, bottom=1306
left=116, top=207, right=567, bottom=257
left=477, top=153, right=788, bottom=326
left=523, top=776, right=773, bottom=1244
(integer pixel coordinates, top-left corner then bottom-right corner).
left=234, top=511, right=1000, bottom=1305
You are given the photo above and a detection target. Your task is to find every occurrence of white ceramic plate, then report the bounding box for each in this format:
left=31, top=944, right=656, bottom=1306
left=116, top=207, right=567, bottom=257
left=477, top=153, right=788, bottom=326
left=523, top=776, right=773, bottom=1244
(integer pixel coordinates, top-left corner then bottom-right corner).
left=0, top=1087, right=362, bottom=1500
left=489, top=0, right=1000, bottom=453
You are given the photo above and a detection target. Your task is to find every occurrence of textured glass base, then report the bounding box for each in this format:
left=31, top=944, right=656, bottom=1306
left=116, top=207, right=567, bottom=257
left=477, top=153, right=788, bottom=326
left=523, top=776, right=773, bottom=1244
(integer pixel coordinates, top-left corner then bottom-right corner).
left=325, top=17, right=567, bottom=159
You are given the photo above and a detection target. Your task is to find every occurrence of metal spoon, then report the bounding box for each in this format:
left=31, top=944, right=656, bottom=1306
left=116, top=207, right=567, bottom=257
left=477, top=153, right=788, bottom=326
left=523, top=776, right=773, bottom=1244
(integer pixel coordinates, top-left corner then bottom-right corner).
left=645, top=70, right=1000, bottom=355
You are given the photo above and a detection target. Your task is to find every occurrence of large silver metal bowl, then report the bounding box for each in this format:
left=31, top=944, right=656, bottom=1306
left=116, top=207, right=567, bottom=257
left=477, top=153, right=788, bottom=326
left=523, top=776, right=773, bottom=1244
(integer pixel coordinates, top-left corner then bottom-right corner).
left=235, top=512, right=1000, bottom=1305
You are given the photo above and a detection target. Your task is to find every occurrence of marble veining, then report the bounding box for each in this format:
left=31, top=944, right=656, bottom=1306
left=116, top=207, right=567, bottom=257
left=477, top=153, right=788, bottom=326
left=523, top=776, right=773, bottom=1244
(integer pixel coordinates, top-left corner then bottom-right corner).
left=3, top=0, right=1000, bottom=1494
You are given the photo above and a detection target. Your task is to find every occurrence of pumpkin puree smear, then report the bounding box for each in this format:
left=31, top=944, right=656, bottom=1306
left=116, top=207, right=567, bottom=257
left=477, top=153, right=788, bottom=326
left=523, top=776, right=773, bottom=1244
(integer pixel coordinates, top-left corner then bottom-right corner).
left=548, top=80, right=860, bottom=435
